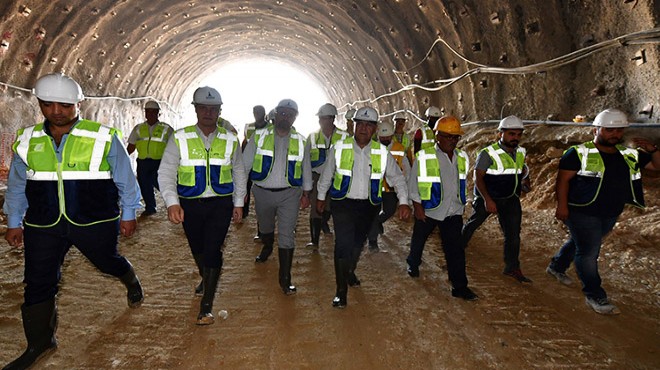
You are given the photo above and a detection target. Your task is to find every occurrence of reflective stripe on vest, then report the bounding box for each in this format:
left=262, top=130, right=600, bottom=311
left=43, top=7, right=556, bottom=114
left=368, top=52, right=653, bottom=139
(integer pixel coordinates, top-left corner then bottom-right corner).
left=329, top=137, right=387, bottom=204
left=417, top=147, right=468, bottom=209
left=134, top=121, right=171, bottom=159
left=481, top=143, right=526, bottom=198
left=310, top=128, right=349, bottom=168
left=174, top=125, right=237, bottom=198
left=420, top=128, right=436, bottom=150
left=250, top=127, right=305, bottom=187
left=383, top=141, right=406, bottom=192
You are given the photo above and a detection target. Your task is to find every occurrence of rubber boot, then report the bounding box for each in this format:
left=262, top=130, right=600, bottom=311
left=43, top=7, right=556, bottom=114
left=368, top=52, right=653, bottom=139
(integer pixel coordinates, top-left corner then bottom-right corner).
left=305, top=218, right=321, bottom=250
left=3, top=299, right=58, bottom=370
left=278, top=248, right=297, bottom=295
left=119, top=265, right=144, bottom=308
left=197, top=268, right=221, bottom=325
left=192, top=254, right=204, bottom=296
left=332, top=258, right=348, bottom=308
left=347, top=246, right=363, bottom=287
left=321, top=211, right=332, bottom=234
left=255, top=232, right=274, bottom=263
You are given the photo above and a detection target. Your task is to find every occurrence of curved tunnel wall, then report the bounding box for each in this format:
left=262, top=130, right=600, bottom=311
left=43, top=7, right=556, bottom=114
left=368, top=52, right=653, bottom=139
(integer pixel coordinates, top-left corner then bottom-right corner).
left=0, top=0, right=658, bottom=155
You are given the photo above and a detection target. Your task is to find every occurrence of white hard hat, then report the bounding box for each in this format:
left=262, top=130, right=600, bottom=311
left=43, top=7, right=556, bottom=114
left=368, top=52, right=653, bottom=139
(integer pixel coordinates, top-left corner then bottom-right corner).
left=345, top=108, right=356, bottom=120
left=393, top=112, right=407, bottom=121
left=144, top=101, right=160, bottom=110
left=354, top=107, right=379, bottom=123
left=192, top=86, right=222, bottom=105
left=316, top=103, right=337, bottom=117
left=425, top=106, right=442, bottom=118
left=33, top=73, right=84, bottom=104
left=498, top=115, right=524, bottom=130
left=277, top=99, right=298, bottom=112
left=593, top=108, right=629, bottom=128
left=377, top=121, right=394, bottom=136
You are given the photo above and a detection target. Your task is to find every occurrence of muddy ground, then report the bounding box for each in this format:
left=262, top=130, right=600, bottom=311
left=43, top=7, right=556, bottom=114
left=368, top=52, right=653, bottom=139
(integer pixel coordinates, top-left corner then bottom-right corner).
left=0, top=124, right=659, bottom=369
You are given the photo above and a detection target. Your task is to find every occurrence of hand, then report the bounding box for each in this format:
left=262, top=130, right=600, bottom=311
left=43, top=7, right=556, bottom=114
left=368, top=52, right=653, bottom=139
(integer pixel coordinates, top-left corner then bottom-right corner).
left=631, top=138, right=658, bottom=153
left=5, top=228, right=24, bottom=247
left=168, top=205, right=185, bottom=224
left=485, top=199, right=498, bottom=214
left=555, top=204, right=569, bottom=221
left=300, top=193, right=310, bottom=209
left=316, top=199, right=326, bottom=215
left=413, top=202, right=426, bottom=221
left=398, top=204, right=412, bottom=220
left=232, top=207, right=243, bottom=223
left=120, top=220, right=137, bottom=237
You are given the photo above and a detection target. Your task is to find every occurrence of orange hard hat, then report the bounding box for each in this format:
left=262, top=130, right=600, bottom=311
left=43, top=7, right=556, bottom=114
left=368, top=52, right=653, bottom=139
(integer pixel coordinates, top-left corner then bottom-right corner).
left=433, top=115, right=464, bottom=135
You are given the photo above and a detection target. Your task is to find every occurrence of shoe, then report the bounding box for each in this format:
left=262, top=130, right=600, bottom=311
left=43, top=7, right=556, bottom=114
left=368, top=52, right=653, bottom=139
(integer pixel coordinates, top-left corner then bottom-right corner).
left=332, top=295, right=347, bottom=309
left=347, top=272, right=361, bottom=287
left=407, top=265, right=419, bottom=278
left=503, top=269, right=532, bottom=283
left=546, top=265, right=573, bottom=286
left=194, top=280, right=203, bottom=296
left=585, top=296, right=620, bottom=315
left=253, top=234, right=261, bottom=241
left=451, top=287, right=479, bottom=301
left=368, top=240, right=379, bottom=252
left=140, top=209, right=157, bottom=217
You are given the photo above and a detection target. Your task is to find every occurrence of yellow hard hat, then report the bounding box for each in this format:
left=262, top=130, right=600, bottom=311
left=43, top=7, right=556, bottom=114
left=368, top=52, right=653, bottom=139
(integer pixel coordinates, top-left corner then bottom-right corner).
left=433, top=115, right=464, bottom=135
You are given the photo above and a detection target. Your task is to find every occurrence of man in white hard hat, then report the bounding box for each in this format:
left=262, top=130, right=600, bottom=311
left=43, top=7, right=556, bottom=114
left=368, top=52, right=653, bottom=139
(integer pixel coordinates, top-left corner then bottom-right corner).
left=304, top=103, right=349, bottom=250
left=127, top=100, right=174, bottom=216
left=241, top=105, right=270, bottom=220
left=392, top=111, right=413, bottom=162
left=406, top=115, right=477, bottom=301
left=243, top=99, right=312, bottom=295
left=158, top=86, right=247, bottom=325
left=414, top=106, right=442, bottom=153
left=3, top=73, right=144, bottom=369
left=366, top=120, right=411, bottom=252
left=317, top=107, right=411, bottom=308
left=548, top=108, right=659, bottom=315
left=461, top=115, right=533, bottom=283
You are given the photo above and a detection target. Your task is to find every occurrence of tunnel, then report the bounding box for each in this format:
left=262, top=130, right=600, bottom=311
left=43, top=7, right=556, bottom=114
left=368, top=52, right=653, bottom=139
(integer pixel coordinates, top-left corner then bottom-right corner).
left=0, top=1, right=659, bottom=369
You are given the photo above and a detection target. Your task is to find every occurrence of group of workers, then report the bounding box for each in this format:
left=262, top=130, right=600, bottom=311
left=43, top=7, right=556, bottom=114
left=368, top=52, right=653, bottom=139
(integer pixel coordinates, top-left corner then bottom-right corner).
left=2, top=72, right=659, bottom=369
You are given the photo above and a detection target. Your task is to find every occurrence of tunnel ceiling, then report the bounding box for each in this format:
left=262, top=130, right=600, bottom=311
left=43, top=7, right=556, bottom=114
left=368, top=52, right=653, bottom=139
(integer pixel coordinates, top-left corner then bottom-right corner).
left=0, top=0, right=658, bottom=122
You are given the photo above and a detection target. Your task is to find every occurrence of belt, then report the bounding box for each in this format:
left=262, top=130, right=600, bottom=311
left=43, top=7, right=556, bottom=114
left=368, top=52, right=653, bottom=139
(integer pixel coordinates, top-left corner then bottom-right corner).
left=180, top=196, right=223, bottom=203
left=257, top=186, right=290, bottom=192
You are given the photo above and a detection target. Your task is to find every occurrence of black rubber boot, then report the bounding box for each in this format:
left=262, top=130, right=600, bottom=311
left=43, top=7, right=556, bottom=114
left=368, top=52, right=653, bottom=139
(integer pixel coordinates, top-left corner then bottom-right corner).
left=321, top=211, right=332, bottom=234
left=278, top=248, right=297, bottom=295
left=119, top=265, right=144, bottom=308
left=197, top=268, right=221, bottom=325
left=192, top=254, right=204, bottom=296
left=332, top=258, right=349, bottom=308
left=3, top=299, right=58, bottom=370
left=347, top=246, right=363, bottom=287
left=255, top=232, right=275, bottom=263
left=305, top=218, right=321, bottom=249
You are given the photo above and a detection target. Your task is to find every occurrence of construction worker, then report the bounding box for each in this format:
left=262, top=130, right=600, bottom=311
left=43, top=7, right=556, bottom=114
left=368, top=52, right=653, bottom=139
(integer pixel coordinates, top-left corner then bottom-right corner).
left=461, top=116, right=532, bottom=283
left=345, top=108, right=356, bottom=136
left=241, top=105, right=270, bottom=219
left=413, top=106, right=441, bottom=153
left=406, top=115, right=477, bottom=300
left=127, top=100, right=174, bottom=216
left=392, top=111, right=413, bottom=163
left=158, top=86, right=247, bottom=325
left=367, top=120, right=411, bottom=252
left=3, top=73, right=144, bottom=369
left=305, top=103, right=349, bottom=250
left=317, top=107, right=411, bottom=308
left=548, top=108, right=659, bottom=315
left=243, top=99, right=312, bottom=295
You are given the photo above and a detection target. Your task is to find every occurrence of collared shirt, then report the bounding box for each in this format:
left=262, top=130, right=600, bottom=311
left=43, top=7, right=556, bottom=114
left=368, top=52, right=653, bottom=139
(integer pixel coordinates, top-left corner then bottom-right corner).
left=317, top=141, right=409, bottom=205
left=158, top=125, right=247, bottom=207
left=409, top=146, right=465, bottom=221
left=243, top=130, right=313, bottom=191
left=3, top=120, right=142, bottom=228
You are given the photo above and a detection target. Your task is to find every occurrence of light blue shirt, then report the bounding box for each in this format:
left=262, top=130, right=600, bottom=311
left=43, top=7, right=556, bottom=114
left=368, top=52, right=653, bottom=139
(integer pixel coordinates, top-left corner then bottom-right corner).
left=3, top=120, right=142, bottom=228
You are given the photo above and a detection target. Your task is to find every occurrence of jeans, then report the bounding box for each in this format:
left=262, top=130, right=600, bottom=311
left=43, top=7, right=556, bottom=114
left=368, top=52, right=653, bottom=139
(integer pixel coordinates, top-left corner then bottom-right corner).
left=136, top=158, right=161, bottom=212
left=549, top=212, right=618, bottom=299
left=462, top=196, right=522, bottom=272
left=406, top=215, right=468, bottom=290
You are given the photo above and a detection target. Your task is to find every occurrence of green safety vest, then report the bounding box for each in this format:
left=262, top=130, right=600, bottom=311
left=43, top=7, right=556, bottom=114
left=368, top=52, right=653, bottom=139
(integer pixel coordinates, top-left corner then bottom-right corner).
left=250, top=127, right=305, bottom=187
left=480, top=142, right=526, bottom=199
left=329, top=137, right=388, bottom=204
left=134, top=121, right=172, bottom=159
left=309, top=128, right=349, bottom=168
left=416, top=147, right=468, bottom=209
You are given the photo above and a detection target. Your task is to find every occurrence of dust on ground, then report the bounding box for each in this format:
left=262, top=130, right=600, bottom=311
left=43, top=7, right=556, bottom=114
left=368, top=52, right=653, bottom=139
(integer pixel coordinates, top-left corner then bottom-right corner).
left=0, top=124, right=658, bottom=369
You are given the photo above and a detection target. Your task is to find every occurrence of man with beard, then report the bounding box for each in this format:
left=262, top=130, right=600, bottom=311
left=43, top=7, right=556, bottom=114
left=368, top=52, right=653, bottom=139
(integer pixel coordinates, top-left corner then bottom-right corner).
left=461, top=115, right=533, bottom=283
left=547, top=108, right=659, bottom=315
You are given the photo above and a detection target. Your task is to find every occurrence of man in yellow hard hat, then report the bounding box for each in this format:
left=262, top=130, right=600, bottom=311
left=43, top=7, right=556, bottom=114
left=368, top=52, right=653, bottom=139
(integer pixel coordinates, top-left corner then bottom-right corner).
left=406, top=115, right=477, bottom=301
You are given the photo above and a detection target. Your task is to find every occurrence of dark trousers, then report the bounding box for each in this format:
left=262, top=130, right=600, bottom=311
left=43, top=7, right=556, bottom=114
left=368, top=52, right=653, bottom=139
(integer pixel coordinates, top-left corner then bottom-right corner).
left=180, top=196, right=234, bottom=269
left=244, top=178, right=253, bottom=218
left=23, top=219, right=131, bottom=306
left=461, top=196, right=522, bottom=272
left=407, top=215, right=468, bottom=290
left=331, top=199, right=379, bottom=260
left=367, top=192, right=398, bottom=242
left=136, top=158, right=161, bottom=212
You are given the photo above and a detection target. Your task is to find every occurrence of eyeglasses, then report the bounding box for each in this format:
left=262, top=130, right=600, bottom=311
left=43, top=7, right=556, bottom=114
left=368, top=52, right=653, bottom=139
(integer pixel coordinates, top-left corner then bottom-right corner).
left=437, top=133, right=461, bottom=140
